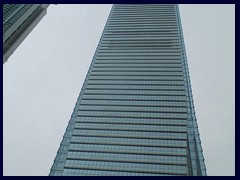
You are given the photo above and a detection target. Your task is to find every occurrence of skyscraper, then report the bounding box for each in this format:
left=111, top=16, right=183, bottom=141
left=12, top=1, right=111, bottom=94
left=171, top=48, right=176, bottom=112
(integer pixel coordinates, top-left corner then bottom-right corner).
left=50, top=4, right=206, bottom=176
left=3, top=4, right=50, bottom=64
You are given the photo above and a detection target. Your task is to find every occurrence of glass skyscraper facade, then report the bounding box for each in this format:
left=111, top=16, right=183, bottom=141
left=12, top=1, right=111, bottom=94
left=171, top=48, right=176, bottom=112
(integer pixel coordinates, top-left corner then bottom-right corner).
left=50, top=4, right=206, bottom=176
left=3, top=4, right=50, bottom=64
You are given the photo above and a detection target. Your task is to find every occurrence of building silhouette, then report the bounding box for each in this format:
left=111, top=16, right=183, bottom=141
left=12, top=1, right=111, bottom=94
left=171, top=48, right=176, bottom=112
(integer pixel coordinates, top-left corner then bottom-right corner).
left=50, top=4, right=207, bottom=176
left=3, top=4, right=50, bottom=64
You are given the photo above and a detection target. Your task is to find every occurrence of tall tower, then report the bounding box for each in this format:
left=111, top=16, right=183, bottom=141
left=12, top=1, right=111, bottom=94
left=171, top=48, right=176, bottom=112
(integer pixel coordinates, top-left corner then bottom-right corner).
left=3, top=4, right=50, bottom=64
left=50, top=4, right=206, bottom=176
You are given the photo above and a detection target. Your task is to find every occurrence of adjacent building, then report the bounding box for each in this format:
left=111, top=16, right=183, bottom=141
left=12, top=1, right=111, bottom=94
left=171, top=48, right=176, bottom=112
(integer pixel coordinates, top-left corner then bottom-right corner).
left=49, top=4, right=207, bottom=176
left=3, top=4, right=50, bottom=64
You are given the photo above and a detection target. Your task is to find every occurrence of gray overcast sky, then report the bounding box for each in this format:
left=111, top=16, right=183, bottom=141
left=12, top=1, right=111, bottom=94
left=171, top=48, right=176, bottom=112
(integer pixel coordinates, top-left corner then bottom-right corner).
left=3, top=4, right=235, bottom=176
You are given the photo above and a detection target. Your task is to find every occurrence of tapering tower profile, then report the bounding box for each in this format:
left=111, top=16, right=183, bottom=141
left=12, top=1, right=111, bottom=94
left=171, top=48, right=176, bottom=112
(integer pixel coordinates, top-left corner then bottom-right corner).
left=50, top=4, right=206, bottom=176
left=3, top=4, right=50, bottom=64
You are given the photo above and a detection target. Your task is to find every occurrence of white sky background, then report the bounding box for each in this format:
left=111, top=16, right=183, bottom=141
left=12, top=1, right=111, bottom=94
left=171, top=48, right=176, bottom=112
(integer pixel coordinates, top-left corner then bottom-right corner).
left=3, top=4, right=235, bottom=176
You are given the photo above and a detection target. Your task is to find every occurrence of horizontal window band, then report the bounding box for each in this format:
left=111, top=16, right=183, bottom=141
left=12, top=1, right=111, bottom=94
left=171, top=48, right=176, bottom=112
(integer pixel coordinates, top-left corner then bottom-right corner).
left=103, top=39, right=179, bottom=42
left=93, top=62, right=182, bottom=65
left=114, top=6, right=175, bottom=8
left=81, top=98, right=187, bottom=103
left=83, top=93, right=185, bottom=97
left=85, top=86, right=186, bottom=91
left=108, top=19, right=177, bottom=21
left=63, top=166, right=186, bottom=176
left=91, top=69, right=184, bottom=72
left=72, top=128, right=187, bottom=136
left=62, top=169, right=184, bottom=176
left=102, top=38, right=179, bottom=42
left=114, top=5, right=175, bottom=7
left=113, top=7, right=176, bottom=9
left=104, top=34, right=179, bottom=37
left=100, top=44, right=180, bottom=47
left=94, top=60, right=181, bottom=62
left=82, top=94, right=186, bottom=99
left=83, top=87, right=187, bottom=92
left=78, top=109, right=187, bottom=114
left=89, top=75, right=184, bottom=79
left=91, top=70, right=184, bottom=73
left=67, top=151, right=188, bottom=162
left=89, top=75, right=184, bottom=78
left=109, top=17, right=177, bottom=20
left=108, top=25, right=177, bottom=28
left=101, top=41, right=179, bottom=43
left=106, top=30, right=178, bottom=33
left=65, top=157, right=187, bottom=167
left=113, top=8, right=176, bottom=10
left=81, top=102, right=186, bottom=108
left=103, top=34, right=179, bottom=38
left=108, top=20, right=178, bottom=24
left=71, top=135, right=187, bottom=145
left=69, top=143, right=187, bottom=152
left=84, top=89, right=186, bottom=94
left=112, top=8, right=176, bottom=11
left=101, top=43, right=179, bottom=45
left=99, top=45, right=179, bottom=48
left=93, top=65, right=183, bottom=68
left=101, top=40, right=179, bottom=44
left=94, top=55, right=184, bottom=59
left=80, top=102, right=187, bottom=108
left=84, top=92, right=186, bottom=100
left=87, top=79, right=184, bottom=82
left=100, top=43, right=180, bottom=46
left=91, top=70, right=183, bottom=73
left=69, top=142, right=187, bottom=151
left=76, top=115, right=187, bottom=123
left=96, top=51, right=182, bottom=58
left=78, top=104, right=187, bottom=112
left=95, top=54, right=180, bottom=57
left=109, top=20, right=177, bottom=23
left=110, top=15, right=177, bottom=18
left=68, top=149, right=187, bottom=158
left=76, top=114, right=187, bottom=121
left=72, top=135, right=187, bottom=145
left=106, top=28, right=178, bottom=31
left=111, top=13, right=177, bottom=15
left=104, top=31, right=179, bottom=34
left=100, top=46, right=179, bottom=48
left=76, top=113, right=187, bottom=121
left=107, top=23, right=178, bottom=26
left=88, top=81, right=185, bottom=85
left=85, top=85, right=186, bottom=90
left=71, top=134, right=187, bottom=141
left=111, top=11, right=176, bottom=14
left=96, top=54, right=181, bottom=57
left=100, top=45, right=179, bottom=48
left=69, top=141, right=187, bottom=149
left=103, top=35, right=179, bottom=39
left=106, top=26, right=178, bottom=30
left=91, top=69, right=184, bottom=73
left=75, top=119, right=187, bottom=126
left=86, top=83, right=185, bottom=86
left=94, top=62, right=182, bottom=65
left=73, top=127, right=187, bottom=134
left=110, top=16, right=177, bottom=20
left=89, top=72, right=183, bottom=76
left=97, top=50, right=181, bottom=53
